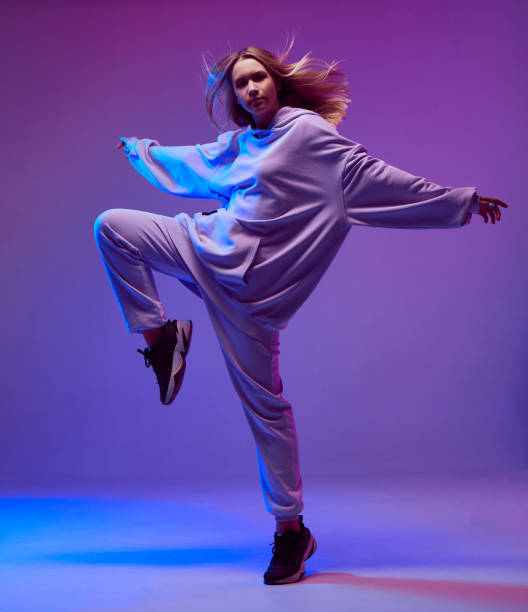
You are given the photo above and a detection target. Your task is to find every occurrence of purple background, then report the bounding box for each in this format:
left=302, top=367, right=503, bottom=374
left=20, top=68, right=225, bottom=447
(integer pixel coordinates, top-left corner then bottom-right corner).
left=2, top=0, right=526, bottom=489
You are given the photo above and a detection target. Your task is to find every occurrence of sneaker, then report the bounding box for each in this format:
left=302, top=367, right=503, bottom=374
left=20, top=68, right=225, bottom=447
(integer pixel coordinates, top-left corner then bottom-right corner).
left=263, top=516, right=317, bottom=585
left=137, top=320, right=193, bottom=405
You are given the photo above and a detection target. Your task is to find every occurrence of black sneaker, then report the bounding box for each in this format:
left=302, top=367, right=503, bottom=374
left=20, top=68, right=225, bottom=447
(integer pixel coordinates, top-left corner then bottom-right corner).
left=137, top=320, right=193, bottom=405
left=263, top=516, right=317, bottom=585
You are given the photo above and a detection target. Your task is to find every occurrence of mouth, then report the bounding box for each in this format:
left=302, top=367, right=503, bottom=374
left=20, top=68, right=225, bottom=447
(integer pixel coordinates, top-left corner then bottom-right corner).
left=250, top=98, right=265, bottom=106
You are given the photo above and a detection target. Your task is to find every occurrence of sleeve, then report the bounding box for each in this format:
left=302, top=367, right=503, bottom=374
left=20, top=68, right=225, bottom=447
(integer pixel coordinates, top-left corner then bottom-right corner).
left=342, top=147, right=480, bottom=229
left=120, top=134, right=229, bottom=200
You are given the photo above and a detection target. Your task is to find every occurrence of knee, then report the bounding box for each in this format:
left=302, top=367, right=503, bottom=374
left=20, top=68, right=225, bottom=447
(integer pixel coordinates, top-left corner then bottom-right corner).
left=93, top=209, right=123, bottom=245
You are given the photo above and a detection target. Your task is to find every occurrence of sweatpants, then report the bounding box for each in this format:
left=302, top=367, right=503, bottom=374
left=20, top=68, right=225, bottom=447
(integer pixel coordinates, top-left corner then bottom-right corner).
left=94, top=208, right=303, bottom=520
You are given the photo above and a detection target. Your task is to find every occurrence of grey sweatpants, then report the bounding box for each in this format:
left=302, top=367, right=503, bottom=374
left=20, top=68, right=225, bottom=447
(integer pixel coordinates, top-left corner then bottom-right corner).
left=94, top=208, right=303, bottom=520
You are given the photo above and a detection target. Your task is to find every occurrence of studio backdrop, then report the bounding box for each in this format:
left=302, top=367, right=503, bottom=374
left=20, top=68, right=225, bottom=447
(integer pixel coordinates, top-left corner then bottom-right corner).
left=1, top=0, right=526, bottom=487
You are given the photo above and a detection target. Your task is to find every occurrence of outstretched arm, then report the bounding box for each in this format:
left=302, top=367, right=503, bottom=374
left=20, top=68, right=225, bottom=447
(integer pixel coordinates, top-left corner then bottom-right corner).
left=117, top=135, right=226, bottom=200
left=343, top=148, right=508, bottom=229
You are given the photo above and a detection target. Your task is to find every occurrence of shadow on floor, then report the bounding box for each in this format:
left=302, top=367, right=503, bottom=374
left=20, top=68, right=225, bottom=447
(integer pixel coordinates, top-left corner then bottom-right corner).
left=301, top=572, right=528, bottom=608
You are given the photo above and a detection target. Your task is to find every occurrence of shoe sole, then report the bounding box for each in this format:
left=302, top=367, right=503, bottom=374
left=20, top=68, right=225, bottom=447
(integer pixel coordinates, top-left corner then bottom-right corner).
left=163, top=320, right=193, bottom=405
left=263, top=533, right=317, bottom=585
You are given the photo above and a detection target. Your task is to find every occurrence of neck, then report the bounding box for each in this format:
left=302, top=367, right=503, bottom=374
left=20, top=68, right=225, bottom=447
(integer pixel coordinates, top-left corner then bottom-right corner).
left=254, top=105, right=281, bottom=129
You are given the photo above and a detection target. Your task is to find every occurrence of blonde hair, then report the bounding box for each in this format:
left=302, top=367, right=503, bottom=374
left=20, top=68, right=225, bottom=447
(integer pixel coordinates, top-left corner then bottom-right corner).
left=204, top=40, right=351, bottom=129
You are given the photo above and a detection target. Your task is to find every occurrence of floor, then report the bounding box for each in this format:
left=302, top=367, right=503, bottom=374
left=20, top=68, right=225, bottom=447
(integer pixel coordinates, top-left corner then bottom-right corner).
left=1, top=472, right=527, bottom=611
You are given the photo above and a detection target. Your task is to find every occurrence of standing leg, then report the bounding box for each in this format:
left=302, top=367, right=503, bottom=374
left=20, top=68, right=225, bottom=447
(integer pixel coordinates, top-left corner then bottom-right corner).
left=204, top=300, right=317, bottom=585
left=204, top=301, right=303, bottom=520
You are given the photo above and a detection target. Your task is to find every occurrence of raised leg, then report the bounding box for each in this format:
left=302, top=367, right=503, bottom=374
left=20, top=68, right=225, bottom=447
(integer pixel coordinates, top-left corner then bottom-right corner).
left=94, top=208, right=198, bottom=332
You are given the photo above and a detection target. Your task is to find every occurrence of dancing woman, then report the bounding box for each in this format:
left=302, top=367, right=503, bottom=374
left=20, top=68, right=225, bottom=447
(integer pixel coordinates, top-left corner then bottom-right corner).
left=94, top=44, right=507, bottom=585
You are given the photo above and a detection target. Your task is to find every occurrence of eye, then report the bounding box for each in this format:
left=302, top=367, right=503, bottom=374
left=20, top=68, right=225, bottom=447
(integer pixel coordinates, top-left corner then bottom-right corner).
left=234, top=72, right=268, bottom=88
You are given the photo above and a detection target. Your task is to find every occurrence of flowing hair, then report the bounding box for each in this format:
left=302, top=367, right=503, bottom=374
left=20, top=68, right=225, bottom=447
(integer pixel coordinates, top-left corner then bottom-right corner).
left=204, top=40, right=351, bottom=130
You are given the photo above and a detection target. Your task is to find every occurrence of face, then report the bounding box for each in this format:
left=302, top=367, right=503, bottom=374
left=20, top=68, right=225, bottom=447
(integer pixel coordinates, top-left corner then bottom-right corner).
left=231, top=57, right=281, bottom=129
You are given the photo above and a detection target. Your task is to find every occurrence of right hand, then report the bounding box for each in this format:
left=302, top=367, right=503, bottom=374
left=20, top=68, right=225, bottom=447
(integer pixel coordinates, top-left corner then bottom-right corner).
left=116, top=137, right=138, bottom=151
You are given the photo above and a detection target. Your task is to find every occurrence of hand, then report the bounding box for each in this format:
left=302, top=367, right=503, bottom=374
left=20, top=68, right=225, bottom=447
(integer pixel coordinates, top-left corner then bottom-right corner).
left=116, top=137, right=138, bottom=151
left=478, top=196, right=508, bottom=224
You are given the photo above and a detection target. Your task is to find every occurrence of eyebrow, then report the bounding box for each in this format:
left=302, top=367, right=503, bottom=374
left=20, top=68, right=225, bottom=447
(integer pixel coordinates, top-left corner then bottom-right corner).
left=233, top=70, right=267, bottom=85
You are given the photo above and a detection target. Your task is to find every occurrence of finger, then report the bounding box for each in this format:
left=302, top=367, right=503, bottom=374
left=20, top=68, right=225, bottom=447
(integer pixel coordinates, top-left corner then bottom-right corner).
left=493, top=198, right=508, bottom=208
left=490, top=198, right=507, bottom=209
left=488, top=207, right=496, bottom=224
left=492, top=206, right=501, bottom=222
left=482, top=196, right=508, bottom=208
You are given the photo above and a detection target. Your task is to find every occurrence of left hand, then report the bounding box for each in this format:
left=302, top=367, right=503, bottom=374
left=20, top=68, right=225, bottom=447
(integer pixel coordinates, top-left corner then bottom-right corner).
left=478, top=196, right=508, bottom=224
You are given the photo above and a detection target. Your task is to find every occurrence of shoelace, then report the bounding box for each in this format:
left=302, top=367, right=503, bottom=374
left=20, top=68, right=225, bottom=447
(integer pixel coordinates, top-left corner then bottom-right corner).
left=136, top=321, right=177, bottom=369
left=269, top=532, right=298, bottom=563
left=137, top=348, right=152, bottom=368
left=137, top=348, right=162, bottom=388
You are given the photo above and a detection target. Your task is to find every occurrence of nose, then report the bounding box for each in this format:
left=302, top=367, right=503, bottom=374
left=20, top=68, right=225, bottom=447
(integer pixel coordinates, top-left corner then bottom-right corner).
left=247, top=80, right=258, bottom=95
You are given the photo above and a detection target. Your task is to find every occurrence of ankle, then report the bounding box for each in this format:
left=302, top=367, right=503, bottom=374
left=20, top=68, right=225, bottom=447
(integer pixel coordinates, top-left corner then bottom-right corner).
left=142, top=325, right=165, bottom=348
left=276, top=517, right=301, bottom=534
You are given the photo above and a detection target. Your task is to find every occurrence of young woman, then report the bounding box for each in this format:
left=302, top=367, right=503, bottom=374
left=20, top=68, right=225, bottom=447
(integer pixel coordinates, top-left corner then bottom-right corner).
left=94, top=44, right=507, bottom=585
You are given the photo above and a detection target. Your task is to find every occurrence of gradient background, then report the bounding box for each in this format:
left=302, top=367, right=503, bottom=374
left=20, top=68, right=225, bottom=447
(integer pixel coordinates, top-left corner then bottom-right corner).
left=2, top=0, right=526, bottom=494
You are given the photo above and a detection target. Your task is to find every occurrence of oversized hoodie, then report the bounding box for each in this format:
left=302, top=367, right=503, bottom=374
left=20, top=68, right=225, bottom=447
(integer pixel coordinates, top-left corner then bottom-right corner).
left=121, top=106, right=479, bottom=333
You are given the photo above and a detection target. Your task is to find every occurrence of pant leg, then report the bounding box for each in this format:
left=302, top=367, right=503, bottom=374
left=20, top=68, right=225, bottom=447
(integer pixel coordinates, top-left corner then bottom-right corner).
left=204, top=301, right=303, bottom=521
left=94, top=208, right=199, bottom=332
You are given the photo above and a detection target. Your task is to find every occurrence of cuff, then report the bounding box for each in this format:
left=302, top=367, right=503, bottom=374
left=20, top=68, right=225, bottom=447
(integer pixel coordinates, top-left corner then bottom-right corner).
left=120, top=136, right=140, bottom=158
left=469, top=190, right=480, bottom=214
